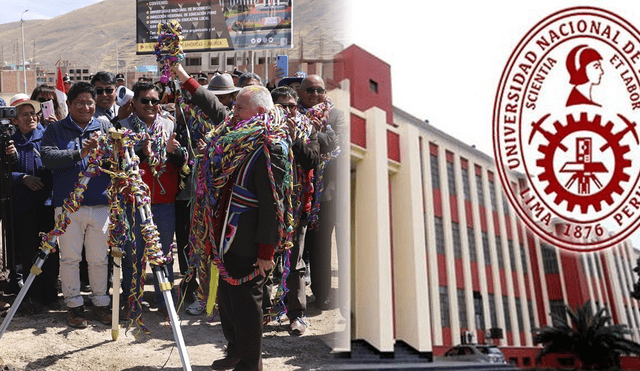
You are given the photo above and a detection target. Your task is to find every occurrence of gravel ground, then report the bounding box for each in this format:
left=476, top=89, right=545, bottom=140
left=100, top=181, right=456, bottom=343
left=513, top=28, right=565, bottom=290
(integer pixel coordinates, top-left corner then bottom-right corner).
left=0, top=246, right=345, bottom=371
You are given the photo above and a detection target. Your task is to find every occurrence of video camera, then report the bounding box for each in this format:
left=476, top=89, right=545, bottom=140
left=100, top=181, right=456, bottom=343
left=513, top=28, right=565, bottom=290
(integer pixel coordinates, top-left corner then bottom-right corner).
left=0, top=106, right=16, bottom=136
left=0, top=106, right=16, bottom=120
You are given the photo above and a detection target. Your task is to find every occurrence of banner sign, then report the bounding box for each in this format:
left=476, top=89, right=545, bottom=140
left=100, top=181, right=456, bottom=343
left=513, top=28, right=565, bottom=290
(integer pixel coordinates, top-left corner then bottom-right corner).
left=136, top=0, right=293, bottom=55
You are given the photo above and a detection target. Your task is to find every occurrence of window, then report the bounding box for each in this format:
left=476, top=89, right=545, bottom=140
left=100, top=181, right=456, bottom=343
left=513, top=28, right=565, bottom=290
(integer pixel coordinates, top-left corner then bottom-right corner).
left=550, top=300, right=566, bottom=324
left=435, top=217, right=445, bottom=254
left=452, top=222, right=461, bottom=259
left=528, top=300, right=536, bottom=329
left=440, top=286, right=450, bottom=328
left=430, top=153, right=440, bottom=190
left=516, top=298, right=524, bottom=331
left=520, top=243, right=528, bottom=274
left=495, top=236, right=504, bottom=268
left=595, top=255, right=604, bottom=278
left=186, top=57, right=202, bottom=66
left=447, top=159, right=457, bottom=195
left=476, top=173, right=485, bottom=206
left=489, top=176, right=498, bottom=211
left=226, top=57, right=234, bottom=66
left=68, top=69, right=75, bottom=73
left=82, top=69, right=89, bottom=74
left=474, top=292, right=485, bottom=329
left=489, top=294, right=498, bottom=328
left=462, top=166, right=471, bottom=200
left=541, top=243, right=559, bottom=274
left=210, top=57, right=220, bottom=66
left=458, top=289, right=468, bottom=328
left=482, top=232, right=491, bottom=266
left=503, top=193, right=510, bottom=215
left=508, top=239, right=516, bottom=271
left=369, top=79, right=379, bottom=93
left=83, top=76, right=90, bottom=81
left=503, top=296, right=512, bottom=331
left=467, top=227, right=477, bottom=262
left=258, top=57, right=265, bottom=64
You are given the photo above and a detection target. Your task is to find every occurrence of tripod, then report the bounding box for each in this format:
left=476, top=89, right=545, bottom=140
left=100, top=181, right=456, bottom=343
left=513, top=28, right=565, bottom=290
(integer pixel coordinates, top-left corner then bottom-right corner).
left=0, top=122, right=16, bottom=291
left=0, top=128, right=192, bottom=371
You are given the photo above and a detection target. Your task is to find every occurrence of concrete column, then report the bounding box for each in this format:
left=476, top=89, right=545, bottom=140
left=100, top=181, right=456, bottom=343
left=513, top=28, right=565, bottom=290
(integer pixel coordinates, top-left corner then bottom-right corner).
left=328, top=82, right=351, bottom=352
left=469, top=163, right=491, bottom=336
left=423, top=136, right=442, bottom=345
left=439, top=147, right=460, bottom=343
left=604, top=250, right=626, bottom=327
left=353, top=106, right=394, bottom=352
left=483, top=173, right=505, bottom=345
left=533, top=238, right=552, bottom=325
left=454, top=155, right=477, bottom=339
left=391, top=123, right=432, bottom=352
left=495, top=186, right=519, bottom=345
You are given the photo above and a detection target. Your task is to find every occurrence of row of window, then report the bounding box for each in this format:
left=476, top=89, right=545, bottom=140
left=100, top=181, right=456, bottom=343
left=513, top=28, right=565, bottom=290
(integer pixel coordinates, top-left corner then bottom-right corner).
left=430, top=151, right=509, bottom=214
left=184, top=55, right=281, bottom=68
left=440, top=288, right=535, bottom=332
left=429, top=145, right=538, bottom=336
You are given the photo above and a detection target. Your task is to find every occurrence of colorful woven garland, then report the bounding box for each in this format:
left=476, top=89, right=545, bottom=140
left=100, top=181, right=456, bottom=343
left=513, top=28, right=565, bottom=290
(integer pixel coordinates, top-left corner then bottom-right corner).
left=188, top=108, right=295, bottom=315
left=154, top=20, right=185, bottom=84
left=298, top=98, right=341, bottom=229
left=99, top=129, right=172, bottom=336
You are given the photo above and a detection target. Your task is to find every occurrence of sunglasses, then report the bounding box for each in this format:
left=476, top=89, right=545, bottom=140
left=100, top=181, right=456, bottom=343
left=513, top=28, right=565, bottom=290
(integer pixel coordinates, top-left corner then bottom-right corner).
left=96, top=88, right=115, bottom=95
left=139, top=97, right=160, bottom=105
left=305, top=87, right=325, bottom=94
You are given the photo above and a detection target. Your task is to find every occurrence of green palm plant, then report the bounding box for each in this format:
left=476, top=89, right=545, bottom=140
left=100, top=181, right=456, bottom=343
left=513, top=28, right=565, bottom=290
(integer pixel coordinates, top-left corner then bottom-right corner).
left=533, top=302, right=640, bottom=370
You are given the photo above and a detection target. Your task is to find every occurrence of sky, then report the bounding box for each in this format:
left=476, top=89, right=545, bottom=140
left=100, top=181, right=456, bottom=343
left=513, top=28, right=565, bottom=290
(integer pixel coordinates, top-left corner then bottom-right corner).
left=0, top=0, right=102, bottom=25
left=1, top=0, right=639, bottom=249
left=346, top=0, right=640, bottom=248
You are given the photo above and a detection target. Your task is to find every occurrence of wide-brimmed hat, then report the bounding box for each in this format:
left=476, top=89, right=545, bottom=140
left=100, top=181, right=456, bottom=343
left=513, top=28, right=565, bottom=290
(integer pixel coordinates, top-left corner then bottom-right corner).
left=278, top=71, right=307, bottom=87
left=208, top=73, right=241, bottom=95
left=9, top=93, right=40, bottom=112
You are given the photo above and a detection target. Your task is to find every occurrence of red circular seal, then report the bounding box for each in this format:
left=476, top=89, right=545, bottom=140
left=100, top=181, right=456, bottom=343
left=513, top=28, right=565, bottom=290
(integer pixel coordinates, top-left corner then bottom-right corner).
left=494, top=6, right=640, bottom=252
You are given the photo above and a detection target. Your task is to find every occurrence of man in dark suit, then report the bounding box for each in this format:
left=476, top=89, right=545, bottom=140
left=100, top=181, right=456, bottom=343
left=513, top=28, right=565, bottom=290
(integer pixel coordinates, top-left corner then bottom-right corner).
left=211, top=86, right=287, bottom=371
left=300, top=75, right=346, bottom=312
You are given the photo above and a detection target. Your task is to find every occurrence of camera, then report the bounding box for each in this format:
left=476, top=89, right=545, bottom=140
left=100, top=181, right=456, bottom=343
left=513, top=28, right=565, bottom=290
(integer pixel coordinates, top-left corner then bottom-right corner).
left=0, top=106, right=16, bottom=120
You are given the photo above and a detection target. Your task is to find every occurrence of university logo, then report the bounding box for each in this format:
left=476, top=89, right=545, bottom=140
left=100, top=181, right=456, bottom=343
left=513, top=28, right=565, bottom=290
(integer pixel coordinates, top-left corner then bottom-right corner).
left=494, top=7, right=640, bottom=252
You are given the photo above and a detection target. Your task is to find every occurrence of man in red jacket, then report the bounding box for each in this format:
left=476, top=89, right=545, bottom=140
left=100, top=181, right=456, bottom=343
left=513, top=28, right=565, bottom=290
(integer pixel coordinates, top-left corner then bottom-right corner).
left=117, top=81, right=185, bottom=320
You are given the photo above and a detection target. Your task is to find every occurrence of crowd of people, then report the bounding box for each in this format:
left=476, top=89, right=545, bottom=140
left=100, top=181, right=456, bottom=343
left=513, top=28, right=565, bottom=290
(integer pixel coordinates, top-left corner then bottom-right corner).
left=0, top=62, right=345, bottom=371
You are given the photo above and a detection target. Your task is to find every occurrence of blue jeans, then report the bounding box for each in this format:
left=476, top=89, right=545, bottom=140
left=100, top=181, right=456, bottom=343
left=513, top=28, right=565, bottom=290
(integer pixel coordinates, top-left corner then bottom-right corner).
left=121, top=203, right=175, bottom=306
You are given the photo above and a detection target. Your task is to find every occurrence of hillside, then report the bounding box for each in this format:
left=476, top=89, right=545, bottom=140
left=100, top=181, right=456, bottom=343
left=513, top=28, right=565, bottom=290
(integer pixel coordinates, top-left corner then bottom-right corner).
left=0, top=0, right=346, bottom=74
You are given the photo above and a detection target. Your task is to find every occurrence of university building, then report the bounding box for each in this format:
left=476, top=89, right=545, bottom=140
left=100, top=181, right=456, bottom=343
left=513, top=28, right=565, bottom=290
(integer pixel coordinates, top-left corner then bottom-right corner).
left=329, top=44, right=640, bottom=367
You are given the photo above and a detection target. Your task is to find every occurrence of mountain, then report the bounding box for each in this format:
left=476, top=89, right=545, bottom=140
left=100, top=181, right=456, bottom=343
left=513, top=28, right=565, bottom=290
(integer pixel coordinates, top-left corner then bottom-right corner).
left=0, top=0, right=346, bottom=74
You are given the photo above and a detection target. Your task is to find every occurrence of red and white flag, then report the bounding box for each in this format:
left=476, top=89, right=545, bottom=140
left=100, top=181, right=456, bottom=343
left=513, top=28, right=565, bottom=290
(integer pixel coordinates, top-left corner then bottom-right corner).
left=55, top=64, right=68, bottom=117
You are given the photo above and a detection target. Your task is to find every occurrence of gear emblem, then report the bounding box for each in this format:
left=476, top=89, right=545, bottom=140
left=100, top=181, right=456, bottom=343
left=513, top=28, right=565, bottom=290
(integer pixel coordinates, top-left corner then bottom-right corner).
left=535, top=112, right=632, bottom=213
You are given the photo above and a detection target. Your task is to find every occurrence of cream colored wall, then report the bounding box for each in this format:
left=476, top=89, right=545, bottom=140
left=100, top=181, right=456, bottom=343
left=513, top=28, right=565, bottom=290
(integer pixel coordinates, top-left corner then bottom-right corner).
left=352, top=106, right=394, bottom=352
left=390, top=123, right=433, bottom=352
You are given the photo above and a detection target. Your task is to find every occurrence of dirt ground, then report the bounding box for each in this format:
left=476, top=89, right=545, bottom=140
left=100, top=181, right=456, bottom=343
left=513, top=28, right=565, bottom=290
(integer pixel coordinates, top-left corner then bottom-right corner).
left=0, top=245, right=345, bottom=371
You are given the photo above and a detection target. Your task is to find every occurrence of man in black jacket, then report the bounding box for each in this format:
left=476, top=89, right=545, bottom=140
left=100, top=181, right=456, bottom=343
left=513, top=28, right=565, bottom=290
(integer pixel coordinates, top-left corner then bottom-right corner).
left=211, top=86, right=287, bottom=371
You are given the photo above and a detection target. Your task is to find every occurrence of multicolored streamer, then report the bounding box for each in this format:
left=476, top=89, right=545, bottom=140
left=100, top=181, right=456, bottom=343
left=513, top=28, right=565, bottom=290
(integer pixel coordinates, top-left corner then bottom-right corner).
left=154, top=20, right=185, bottom=84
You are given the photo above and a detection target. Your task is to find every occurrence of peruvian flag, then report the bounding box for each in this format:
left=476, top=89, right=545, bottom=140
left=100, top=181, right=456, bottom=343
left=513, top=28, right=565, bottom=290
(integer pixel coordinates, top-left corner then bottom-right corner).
left=55, top=62, right=68, bottom=117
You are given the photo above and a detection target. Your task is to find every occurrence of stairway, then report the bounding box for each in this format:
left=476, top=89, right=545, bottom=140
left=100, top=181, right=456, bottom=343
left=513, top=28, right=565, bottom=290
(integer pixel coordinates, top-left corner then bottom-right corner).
left=330, top=341, right=518, bottom=371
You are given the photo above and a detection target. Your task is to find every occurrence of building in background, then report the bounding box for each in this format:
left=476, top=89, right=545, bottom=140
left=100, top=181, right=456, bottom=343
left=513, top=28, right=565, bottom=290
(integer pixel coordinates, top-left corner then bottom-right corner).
left=331, top=44, right=640, bottom=368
